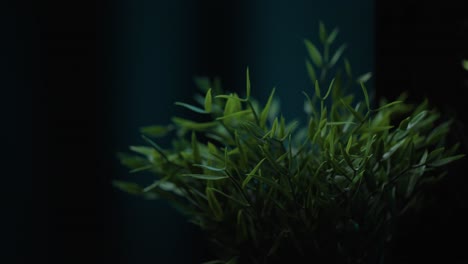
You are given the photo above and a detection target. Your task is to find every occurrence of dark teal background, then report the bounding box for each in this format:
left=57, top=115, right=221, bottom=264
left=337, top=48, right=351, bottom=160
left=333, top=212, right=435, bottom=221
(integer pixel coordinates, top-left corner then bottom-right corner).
left=105, top=1, right=373, bottom=263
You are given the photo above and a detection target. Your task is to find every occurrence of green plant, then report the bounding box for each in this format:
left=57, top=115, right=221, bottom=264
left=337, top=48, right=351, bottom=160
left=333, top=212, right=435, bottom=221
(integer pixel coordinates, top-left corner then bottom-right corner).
left=115, top=23, right=463, bottom=264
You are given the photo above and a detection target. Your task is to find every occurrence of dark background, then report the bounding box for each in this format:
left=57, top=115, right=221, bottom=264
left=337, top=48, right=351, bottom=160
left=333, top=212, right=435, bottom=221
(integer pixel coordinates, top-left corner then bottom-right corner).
left=3, top=0, right=467, bottom=263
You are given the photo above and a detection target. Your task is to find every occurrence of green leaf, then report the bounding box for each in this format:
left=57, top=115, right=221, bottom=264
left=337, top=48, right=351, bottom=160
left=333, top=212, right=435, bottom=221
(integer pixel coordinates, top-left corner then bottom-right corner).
left=216, top=109, right=252, bottom=121
left=329, top=44, right=346, bottom=67
left=319, top=21, right=327, bottom=44
left=374, top=101, right=403, bottom=112
left=192, top=131, right=201, bottom=163
left=194, top=163, right=225, bottom=172
left=242, top=158, right=267, bottom=188
left=323, top=78, right=335, bottom=100
left=314, top=80, right=321, bottom=99
left=246, top=67, right=251, bottom=98
left=208, top=187, right=250, bottom=207
left=304, top=39, right=323, bottom=66
left=204, top=88, right=212, bottom=113
left=360, top=82, right=370, bottom=111
left=113, top=181, right=143, bottom=195
left=429, top=154, right=464, bottom=167
left=383, top=139, right=406, bottom=160
left=327, top=27, right=339, bottom=44
left=462, top=59, right=468, bottom=71
left=260, top=88, right=276, bottom=128
left=193, top=77, right=211, bottom=92
left=182, top=174, right=228, bottom=180
left=129, top=146, right=157, bottom=158
left=340, top=99, right=364, bottom=122
left=174, top=102, right=207, bottom=114
left=305, top=59, right=317, bottom=83
left=407, top=111, right=427, bottom=130
left=426, top=120, right=451, bottom=145
left=206, top=187, right=224, bottom=220
left=427, top=147, right=445, bottom=162
left=172, top=117, right=217, bottom=130
left=356, top=72, right=372, bottom=83
left=344, top=58, right=352, bottom=77
left=139, top=125, right=171, bottom=138
left=327, top=121, right=356, bottom=126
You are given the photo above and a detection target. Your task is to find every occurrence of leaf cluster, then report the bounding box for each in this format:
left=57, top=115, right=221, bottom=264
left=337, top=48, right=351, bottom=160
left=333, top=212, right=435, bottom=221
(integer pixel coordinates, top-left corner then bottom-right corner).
left=115, top=23, right=463, bottom=264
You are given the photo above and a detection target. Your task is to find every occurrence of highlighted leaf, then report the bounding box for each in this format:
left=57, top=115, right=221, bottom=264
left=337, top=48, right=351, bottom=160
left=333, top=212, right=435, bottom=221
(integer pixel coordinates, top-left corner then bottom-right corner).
left=329, top=44, right=346, bottom=67
left=357, top=72, right=372, bottom=83
left=204, top=88, right=212, bottom=112
left=327, top=27, right=339, bottom=44
left=242, top=158, right=267, bottom=188
left=305, top=59, right=317, bottom=83
left=360, top=82, right=370, bottom=111
left=304, top=39, right=323, bottom=66
left=175, top=102, right=207, bottom=114
left=260, top=88, right=276, bottom=128
left=182, top=174, right=228, bottom=180
left=429, top=154, right=464, bottom=167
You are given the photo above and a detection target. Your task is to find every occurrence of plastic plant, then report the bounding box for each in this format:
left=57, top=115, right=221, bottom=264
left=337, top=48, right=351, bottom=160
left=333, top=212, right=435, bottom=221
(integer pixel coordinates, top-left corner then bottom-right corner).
left=114, top=23, right=464, bottom=264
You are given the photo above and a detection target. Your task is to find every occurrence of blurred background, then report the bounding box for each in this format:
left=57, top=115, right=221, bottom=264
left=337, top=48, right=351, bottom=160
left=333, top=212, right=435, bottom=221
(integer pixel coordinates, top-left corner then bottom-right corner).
left=4, top=0, right=467, bottom=263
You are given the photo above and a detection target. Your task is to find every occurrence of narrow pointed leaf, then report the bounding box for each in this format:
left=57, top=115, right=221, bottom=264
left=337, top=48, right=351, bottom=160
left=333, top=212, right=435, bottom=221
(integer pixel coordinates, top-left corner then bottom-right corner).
left=304, top=39, right=323, bottom=66
left=329, top=44, right=346, bottom=67
left=242, top=158, right=267, bottom=188
left=305, top=59, right=317, bottom=83
left=175, top=102, right=207, bottom=114
left=204, top=88, right=212, bottom=112
left=182, top=174, right=228, bottom=180
left=429, top=154, right=464, bottom=167
left=357, top=72, right=372, bottom=83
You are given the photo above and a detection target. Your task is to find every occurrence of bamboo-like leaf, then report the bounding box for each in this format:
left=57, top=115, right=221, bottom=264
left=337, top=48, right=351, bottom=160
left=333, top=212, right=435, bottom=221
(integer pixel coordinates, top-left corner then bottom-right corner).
left=374, top=101, right=403, bottom=112
left=182, top=174, right=228, bottom=180
left=407, top=111, right=427, bottom=130
left=192, top=131, right=201, bottom=163
left=344, top=58, right=352, bottom=77
left=426, top=120, right=451, bottom=145
left=140, top=125, right=172, bottom=138
left=326, top=121, right=356, bottom=126
left=429, top=154, right=464, bottom=167
left=216, top=109, right=252, bottom=121
left=340, top=99, right=364, bottom=122
left=206, top=187, right=223, bottom=220
left=356, top=72, right=372, bottom=83
left=314, top=80, right=321, bottom=99
left=361, top=82, right=370, bottom=111
left=319, top=21, right=327, bottom=44
left=383, top=139, right=406, bottom=160
left=323, top=78, right=335, bottom=100
left=427, top=147, right=445, bottom=162
left=329, top=44, right=346, bottom=68
left=242, top=158, right=267, bottom=188
left=305, top=59, right=318, bottom=83
left=260, top=88, right=276, bottom=128
left=304, top=39, right=323, bottom=66
left=204, top=88, right=212, bottom=113
left=208, top=187, right=250, bottom=207
left=175, top=102, right=207, bottom=114
left=113, top=181, right=143, bottom=195
left=327, top=27, right=339, bottom=44
left=172, top=117, right=217, bottom=130
left=462, top=59, right=468, bottom=71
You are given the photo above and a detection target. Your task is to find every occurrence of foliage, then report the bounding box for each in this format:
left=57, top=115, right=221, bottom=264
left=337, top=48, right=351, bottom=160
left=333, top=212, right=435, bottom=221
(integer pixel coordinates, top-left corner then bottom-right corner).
left=115, top=23, right=463, bottom=264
